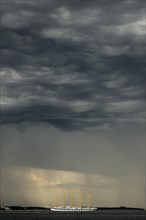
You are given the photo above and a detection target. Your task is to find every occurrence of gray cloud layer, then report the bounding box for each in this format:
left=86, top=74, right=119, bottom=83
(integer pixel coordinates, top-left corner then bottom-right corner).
left=1, top=0, right=145, bottom=208
left=1, top=0, right=145, bottom=131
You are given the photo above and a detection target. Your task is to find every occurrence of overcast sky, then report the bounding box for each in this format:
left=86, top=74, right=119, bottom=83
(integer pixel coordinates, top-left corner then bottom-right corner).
left=0, top=0, right=145, bottom=208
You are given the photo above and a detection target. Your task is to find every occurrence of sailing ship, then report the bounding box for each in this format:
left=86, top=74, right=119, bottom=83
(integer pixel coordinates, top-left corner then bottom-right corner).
left=51, top=191, right=97, bottom=212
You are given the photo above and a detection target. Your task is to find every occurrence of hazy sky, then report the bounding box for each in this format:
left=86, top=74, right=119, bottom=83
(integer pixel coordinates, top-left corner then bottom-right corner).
left=0, top=0, right=145, bottom=208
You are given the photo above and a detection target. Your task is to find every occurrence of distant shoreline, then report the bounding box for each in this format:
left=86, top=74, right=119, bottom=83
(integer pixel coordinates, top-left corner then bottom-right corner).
left=1, top=206, right=145, bottom=211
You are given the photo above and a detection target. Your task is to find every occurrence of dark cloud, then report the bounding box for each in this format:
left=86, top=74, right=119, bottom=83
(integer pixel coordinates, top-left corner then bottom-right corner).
left=1, top=0, right=145, bottom=131
left=1, top=0, right=145, bottom=207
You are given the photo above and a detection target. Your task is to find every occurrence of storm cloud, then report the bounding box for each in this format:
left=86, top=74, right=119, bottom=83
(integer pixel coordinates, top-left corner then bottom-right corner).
left=1, top=0, right=145, bottom=130
left=0, top=0, right=145, bottom=208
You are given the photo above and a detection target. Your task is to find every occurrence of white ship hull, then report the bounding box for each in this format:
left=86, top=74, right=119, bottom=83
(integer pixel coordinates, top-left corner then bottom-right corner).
left=51, top=207, right=97, bottom=212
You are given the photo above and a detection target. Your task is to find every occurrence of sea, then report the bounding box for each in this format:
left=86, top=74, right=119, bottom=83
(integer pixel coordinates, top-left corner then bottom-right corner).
left=0, top=210, right=146, bottom=220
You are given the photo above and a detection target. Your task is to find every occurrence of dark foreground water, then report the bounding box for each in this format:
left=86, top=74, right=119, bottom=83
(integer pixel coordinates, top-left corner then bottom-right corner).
left=0, top=210, right=146, bottom=220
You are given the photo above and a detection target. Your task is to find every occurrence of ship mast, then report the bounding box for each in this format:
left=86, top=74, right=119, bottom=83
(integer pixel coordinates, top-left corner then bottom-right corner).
left=70, top=191, right=75, bottom=208
left=87, top=192, right=90, bottom=208
left=53, top=191, right=58, bottom=207
left=79, top=190, right=83, bottom=208
left=62, top=192, right=66, bottom=208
